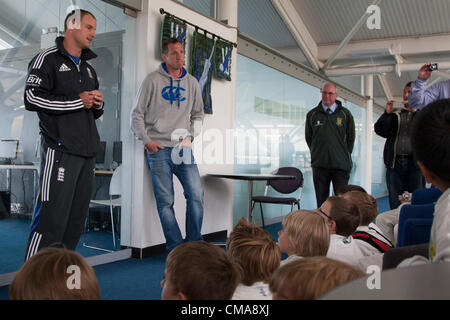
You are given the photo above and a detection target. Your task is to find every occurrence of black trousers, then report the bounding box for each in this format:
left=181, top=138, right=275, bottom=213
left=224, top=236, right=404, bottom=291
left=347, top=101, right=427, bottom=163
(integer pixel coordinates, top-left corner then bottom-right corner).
left=312, top=167, right=350, bottom=207
left=25, top=145, right=95, bottom=260
left=386, top=156, right=423, bottom=210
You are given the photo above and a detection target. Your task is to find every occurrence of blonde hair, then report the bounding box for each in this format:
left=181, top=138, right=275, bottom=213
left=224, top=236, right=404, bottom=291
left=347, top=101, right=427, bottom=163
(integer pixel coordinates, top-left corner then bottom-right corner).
left=341, top=191, right=378, bottom=226
left=282, top=210, right=330, bottom=257
left=226, top=218, right=281, bottom=286
left=269, top=257, right=365, bottom=300
left=165, top=241, right=241, bottom=300
left=10, top=247, right=100, bottom=300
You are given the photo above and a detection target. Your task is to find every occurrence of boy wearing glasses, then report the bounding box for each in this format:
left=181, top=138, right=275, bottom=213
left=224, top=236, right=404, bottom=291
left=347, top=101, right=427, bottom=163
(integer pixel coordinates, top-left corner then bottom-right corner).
left=306, top=83, right=356, bottom=207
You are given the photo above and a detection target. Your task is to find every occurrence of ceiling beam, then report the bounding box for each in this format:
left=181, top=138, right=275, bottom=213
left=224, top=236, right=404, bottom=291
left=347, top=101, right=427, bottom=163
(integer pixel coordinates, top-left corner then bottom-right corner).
left=318, top=34, right=450, bottom=61
left=269, top=0, right=321, bottom=70
left=320, top=0, right=383, bottom=72
left=376, top=74, right=393, bottom=101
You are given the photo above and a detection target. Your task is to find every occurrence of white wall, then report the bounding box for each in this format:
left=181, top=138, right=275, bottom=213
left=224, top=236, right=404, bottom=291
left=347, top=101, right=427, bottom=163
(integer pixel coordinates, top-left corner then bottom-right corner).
left=130, top=0, right=237, bottom=250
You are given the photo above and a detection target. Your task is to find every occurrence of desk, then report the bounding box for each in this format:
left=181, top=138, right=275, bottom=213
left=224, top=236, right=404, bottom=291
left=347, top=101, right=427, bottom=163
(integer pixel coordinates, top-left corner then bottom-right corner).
left=0, top=164, right=38, bottom=216
left=207, top=173, right=295, bottom=222
left=321, top=262, right=450, bottom=300
left=95, top=169, right=114, bottom=176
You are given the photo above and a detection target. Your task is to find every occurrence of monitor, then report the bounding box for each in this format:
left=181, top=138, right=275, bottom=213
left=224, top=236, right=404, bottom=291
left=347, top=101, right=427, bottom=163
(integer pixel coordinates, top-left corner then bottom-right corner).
left=0, top=140, right=18, bottom=160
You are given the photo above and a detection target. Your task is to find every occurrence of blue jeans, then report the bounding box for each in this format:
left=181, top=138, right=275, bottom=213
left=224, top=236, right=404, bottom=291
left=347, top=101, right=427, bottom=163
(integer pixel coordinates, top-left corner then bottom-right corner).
left=146, top=147, right=204, bottom=251
left=386, top=156, right=423, bottom=209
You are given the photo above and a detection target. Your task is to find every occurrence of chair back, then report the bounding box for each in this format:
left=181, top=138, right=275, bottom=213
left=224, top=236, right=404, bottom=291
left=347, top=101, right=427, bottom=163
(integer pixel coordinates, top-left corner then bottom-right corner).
left=109, top=165, right=122, bottom=196
left=411, top=187, right=442, bottom=205
left=397, top=203, right=434, bottom=247
left=268, top=167, right=303, bottom=194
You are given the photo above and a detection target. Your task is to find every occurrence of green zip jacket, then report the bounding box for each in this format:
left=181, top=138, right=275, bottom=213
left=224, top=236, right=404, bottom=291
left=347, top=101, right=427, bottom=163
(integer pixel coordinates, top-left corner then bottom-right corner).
left=305, top=100, right=356, bottom=172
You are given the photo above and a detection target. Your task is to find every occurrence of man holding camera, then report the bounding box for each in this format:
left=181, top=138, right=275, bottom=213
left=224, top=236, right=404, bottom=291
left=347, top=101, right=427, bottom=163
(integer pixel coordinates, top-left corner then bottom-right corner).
left=374, top=82, right=423, bottom=209
left=409, top=62, right=450, bottom=109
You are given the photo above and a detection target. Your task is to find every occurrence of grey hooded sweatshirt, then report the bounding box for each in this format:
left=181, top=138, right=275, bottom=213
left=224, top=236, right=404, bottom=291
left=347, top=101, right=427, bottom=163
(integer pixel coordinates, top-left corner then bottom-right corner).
left=131, top=63, right=204, bottom=147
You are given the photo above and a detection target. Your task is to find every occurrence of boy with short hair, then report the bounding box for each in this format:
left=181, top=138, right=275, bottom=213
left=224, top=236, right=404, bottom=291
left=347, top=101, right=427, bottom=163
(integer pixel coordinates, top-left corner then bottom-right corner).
left=226, top=218, right=280, bottom=300
left=341, top=191, right=393, bottom=255
left=269, top=256, right=365, bottom=300
left=161, top=241, right=241, bottom=300
left=320, top=196, right=364, bottom=269
left=277, top=210, right=330, bottom=266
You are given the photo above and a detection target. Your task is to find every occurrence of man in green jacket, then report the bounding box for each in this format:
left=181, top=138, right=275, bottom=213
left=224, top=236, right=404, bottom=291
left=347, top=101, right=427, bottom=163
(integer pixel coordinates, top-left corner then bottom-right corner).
left=305, top=83, right=356, bottom=207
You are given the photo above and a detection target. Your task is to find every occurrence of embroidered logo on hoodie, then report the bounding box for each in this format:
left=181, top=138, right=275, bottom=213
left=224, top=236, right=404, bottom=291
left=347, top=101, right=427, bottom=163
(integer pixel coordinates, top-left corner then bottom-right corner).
left=162, top=85, right=186, bottom=106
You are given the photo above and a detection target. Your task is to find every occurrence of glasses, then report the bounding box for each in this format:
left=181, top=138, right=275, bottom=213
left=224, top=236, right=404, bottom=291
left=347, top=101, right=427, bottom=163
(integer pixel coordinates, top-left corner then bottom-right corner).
left=321, top=91, right=337, bottom=96
left=318, top=208, right=333, bottom=220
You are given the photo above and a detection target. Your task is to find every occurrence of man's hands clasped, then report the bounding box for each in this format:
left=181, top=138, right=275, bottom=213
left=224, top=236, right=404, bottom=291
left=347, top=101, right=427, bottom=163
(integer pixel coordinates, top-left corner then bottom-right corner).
left=79, top=90, right=104, bottom=109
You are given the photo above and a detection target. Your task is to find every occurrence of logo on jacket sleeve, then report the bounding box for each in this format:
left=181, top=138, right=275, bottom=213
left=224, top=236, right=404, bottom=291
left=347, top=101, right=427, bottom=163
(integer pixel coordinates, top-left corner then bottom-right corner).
left=59, top=63, right=71, bottom=72
left=26, top=74, right=43, bottom=86
left=162, top=86, right=186, bottom=103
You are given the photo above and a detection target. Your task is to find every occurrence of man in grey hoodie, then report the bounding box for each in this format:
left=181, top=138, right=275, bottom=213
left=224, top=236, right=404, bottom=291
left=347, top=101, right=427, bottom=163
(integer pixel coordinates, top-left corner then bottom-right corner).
left=131, top=38, right=205, bottom=252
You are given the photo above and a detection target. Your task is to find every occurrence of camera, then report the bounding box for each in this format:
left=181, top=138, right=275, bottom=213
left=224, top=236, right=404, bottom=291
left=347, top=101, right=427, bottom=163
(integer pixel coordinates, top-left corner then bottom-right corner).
left=402, top=192, right=411, bottom=201
left=428, top=63, right=438, bottom=71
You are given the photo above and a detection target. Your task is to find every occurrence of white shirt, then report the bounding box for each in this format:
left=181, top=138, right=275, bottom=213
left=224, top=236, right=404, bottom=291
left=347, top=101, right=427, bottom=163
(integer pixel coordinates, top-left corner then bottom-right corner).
left=327, top=234, right=365, bottom=269
left=231, top=281, right=272, bottom=300
left=398, top=188, right=450, bottom=267
left=354, top=223, right=393, bottom=256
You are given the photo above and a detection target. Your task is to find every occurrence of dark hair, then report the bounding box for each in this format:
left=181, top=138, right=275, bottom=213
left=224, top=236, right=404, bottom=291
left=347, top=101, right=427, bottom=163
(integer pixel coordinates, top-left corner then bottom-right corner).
left=336, top=184, right=367, bottom=195
left=411, top=99, right=450, bottom=183
left=341, top=191, right=378, bottom=226
left=10, top=247, right=100, bottom=300
left=165, top=241, right=241, bottom=300
left=161, top=37, right=182, bottom=54
left=326, top=196, right=360, bottom=237
left=405, top=81, right=412, bottom=88
left=64, top=9, right=96, bottom=32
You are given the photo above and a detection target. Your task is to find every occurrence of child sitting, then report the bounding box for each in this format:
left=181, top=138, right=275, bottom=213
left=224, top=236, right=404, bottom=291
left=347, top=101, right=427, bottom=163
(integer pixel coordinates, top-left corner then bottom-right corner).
left=10, top=247, right=100, bottom=300
left=226, top=218, right=280, bottom=300
left=398, top=99, right=450, bottom=265
left=341, top=190, right=393, bottom=255
left=320, top=196, right=364, bottom=269
left=277, top=210, right=330, bottom=266
left=161, top=241, right=241, bottom=300
left=269, top=256, right=365, bottom=300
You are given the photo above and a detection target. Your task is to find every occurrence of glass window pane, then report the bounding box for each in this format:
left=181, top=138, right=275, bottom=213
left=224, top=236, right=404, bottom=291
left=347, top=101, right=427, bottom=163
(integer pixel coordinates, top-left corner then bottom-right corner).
left=372, top=112, right=387, bottom=197
left=235, top=54, right=320, bottom=224
left=0, top=0, right=135, bottom=274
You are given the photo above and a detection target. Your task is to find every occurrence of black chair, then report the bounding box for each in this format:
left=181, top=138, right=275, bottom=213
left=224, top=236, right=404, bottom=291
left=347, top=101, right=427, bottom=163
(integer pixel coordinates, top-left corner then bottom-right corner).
left=251, top=167, right=303, bottom=228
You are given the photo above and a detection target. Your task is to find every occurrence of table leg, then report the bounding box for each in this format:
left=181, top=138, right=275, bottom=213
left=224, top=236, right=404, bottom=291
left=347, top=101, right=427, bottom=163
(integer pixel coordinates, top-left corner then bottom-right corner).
left=248, top=180, right=253, bottom=222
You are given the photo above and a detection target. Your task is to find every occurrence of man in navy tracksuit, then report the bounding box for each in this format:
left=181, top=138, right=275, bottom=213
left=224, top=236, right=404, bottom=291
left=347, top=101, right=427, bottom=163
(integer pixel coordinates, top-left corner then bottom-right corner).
left=24, top=9, right=104, bottom=260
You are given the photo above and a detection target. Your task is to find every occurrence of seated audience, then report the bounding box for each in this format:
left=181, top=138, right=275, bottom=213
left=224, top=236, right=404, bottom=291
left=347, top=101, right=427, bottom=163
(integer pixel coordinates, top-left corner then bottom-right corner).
left=226, top=218, right=280, bottom=300
left=341, top=190, right=393, bottom=255
left=319, top=196, right=364, bottom=269
left=161, top=241, right=241, bottom=300
left=398, top=99, right=450, bottom=266
left=9, top=247, right=100, bottom=300
left=269, top=256, right=365, bottom=300
left=277, top=210, right=330, bottom=266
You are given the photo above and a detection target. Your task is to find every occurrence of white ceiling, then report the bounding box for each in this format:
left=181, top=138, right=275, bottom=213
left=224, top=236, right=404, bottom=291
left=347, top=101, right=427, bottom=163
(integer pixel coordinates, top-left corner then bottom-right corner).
left=266, top=0, right=450, bottom=106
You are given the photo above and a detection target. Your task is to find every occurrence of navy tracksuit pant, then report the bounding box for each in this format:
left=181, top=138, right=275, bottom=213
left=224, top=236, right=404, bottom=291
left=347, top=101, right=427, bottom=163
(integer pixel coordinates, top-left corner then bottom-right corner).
left=25, top=144, right=95, bottom=260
